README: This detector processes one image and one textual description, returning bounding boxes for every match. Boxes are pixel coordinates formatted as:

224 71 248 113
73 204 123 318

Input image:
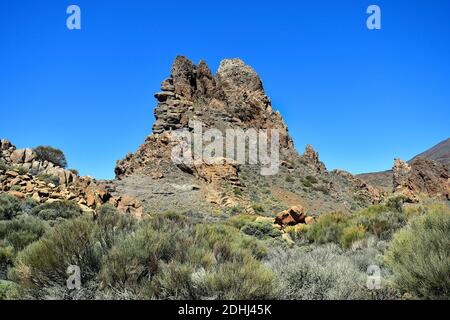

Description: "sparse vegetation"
0 194 22 220
0 160 11 171
30 200 82 221
384 204 450 299
0 190 447 300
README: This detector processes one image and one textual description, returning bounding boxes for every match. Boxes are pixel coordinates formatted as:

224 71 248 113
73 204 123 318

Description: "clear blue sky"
1 0 449 179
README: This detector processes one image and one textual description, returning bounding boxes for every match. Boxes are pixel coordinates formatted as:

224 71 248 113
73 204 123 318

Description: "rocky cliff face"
115 57 296 179
393 157 449 202
112 56 383 216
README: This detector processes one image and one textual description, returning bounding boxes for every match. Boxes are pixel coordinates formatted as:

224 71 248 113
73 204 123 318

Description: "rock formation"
1 139 143 217
113 56 384 215
393 157 449 202
2 56 387 218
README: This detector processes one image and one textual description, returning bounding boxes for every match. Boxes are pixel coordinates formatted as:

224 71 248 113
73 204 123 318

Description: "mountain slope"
410 138 450 166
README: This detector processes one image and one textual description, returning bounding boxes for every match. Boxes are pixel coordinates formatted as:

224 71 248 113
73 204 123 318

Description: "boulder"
10 149 25 164
275 205 306 226
24 148 36 163
305 216 315 225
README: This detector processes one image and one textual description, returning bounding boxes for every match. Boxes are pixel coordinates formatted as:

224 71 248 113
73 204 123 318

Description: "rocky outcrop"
1 139 76 186
275 205 307 226
117 56 297 180
333 169 385 205
113 56 386 213
1 139 143 217
393 157 449 202
302 144 326 173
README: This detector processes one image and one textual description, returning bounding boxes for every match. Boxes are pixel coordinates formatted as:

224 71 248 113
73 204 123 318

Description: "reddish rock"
275 205 306 226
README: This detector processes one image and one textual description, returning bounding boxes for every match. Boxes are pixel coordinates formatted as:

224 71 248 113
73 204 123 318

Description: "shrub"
313 185 330 195
0 280 19 300
34 146 67 168
36 173 60 186
233 188 243 197
10 217 101 298
305 175 318 184
16 166 28 175
384 196 405 213
251 204 265 214
0 194 22 220
241 221 282 239
384 205 450 299
0 160 11 171
9 185 21 192
227 214 257 229
95 204 137 249
285 176 294 183
68 169 79 176
285 224 310 242
301 179 313 188
268 244 398 300
306 212 349 244
30 200 82 220
100 217 274 299
354 210 406 240
340 224 366 248
0 245 14 268
21 197 39 214
0 215 48 252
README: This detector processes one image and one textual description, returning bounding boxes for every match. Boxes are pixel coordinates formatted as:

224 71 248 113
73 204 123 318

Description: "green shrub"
10 217 101 298
354 210 406 240
36 173 60 186
241 221 282 239
34 146 67 168
100 217 274 299
95 204 137 249
233 188 243 197
0 215 48 251
340 224 366 248
0 245 14 267
9 185 21 192
384 196 405 213
251 204 265 214
384 205 450 299
285 176 294 183
0 280 19 300
305 175 318 184
16 166 28 175
30 200 82 220
21 198 39 213
306 212 349 244
313 185 330 195
227 214 257 229
0 160 11 171
301 179 313 188
0 194 22 220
